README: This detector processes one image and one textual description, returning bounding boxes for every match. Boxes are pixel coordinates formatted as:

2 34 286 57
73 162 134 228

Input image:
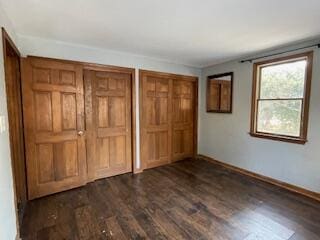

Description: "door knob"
78 131 84 136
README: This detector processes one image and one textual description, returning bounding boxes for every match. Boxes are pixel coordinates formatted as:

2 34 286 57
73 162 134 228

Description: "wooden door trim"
27 55 135 74
2 27 26 236
139 69 198 172
2 28 21 56
2 28 27 200
139 69 198 82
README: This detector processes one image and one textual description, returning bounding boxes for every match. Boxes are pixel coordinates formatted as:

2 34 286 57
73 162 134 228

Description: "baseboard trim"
198 154 320 202
133 168 143 174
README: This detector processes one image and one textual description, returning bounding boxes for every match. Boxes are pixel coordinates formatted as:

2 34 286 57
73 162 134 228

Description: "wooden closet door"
140 72 172 169
172 80 195 161
85 70 132 180
21 57 87 199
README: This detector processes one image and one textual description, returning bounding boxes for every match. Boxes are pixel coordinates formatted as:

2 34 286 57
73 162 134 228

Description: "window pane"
257 100 302 137
260 60 306 99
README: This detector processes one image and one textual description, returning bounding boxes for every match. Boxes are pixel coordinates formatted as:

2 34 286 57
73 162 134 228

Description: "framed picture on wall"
207 72 233 113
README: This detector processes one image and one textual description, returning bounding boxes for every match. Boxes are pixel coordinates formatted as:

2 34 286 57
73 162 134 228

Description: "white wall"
18 34 201 170
20 34 320 194
2 9 319 240
18 35 200 76
199 41 320 193
0 3 19 240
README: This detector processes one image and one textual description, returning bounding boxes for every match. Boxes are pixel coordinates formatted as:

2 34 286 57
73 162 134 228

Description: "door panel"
61 93 77 130
172 80 195 162
140 70 197 169
141 74 172 169
85 70 132 180
21 57 87 199
34 91 53 131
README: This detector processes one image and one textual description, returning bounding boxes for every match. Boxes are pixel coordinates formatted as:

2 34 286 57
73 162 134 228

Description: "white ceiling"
1 0 320 67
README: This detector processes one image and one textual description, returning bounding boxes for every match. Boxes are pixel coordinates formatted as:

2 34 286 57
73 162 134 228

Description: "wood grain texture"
141 72 172 169
20 158 320 240
21 56 137 199
21 57 87 199
84 68 133 180
172 80 196 162
139 70 198 171
2 28 27 222
206 72 233 113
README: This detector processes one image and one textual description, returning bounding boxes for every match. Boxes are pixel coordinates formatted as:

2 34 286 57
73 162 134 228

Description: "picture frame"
206 72 233 113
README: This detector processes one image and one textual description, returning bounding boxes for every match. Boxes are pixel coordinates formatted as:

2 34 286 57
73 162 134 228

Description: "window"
250 52 313 144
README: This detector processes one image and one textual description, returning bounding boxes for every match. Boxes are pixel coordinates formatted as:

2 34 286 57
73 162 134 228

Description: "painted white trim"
135 69 141 169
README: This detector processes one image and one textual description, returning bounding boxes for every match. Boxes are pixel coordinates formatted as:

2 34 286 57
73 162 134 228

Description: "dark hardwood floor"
21 158 320 240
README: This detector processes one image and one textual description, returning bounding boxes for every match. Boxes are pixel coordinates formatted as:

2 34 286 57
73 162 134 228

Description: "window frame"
250 51 313 144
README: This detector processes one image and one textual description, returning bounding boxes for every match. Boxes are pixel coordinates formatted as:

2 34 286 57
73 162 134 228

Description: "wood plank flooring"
21 158 320 240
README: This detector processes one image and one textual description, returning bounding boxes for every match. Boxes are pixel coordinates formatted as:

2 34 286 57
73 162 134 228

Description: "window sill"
249 132 307 145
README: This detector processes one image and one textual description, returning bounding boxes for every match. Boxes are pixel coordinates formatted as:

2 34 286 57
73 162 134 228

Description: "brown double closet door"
21 57 133 199
140 70 198 170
